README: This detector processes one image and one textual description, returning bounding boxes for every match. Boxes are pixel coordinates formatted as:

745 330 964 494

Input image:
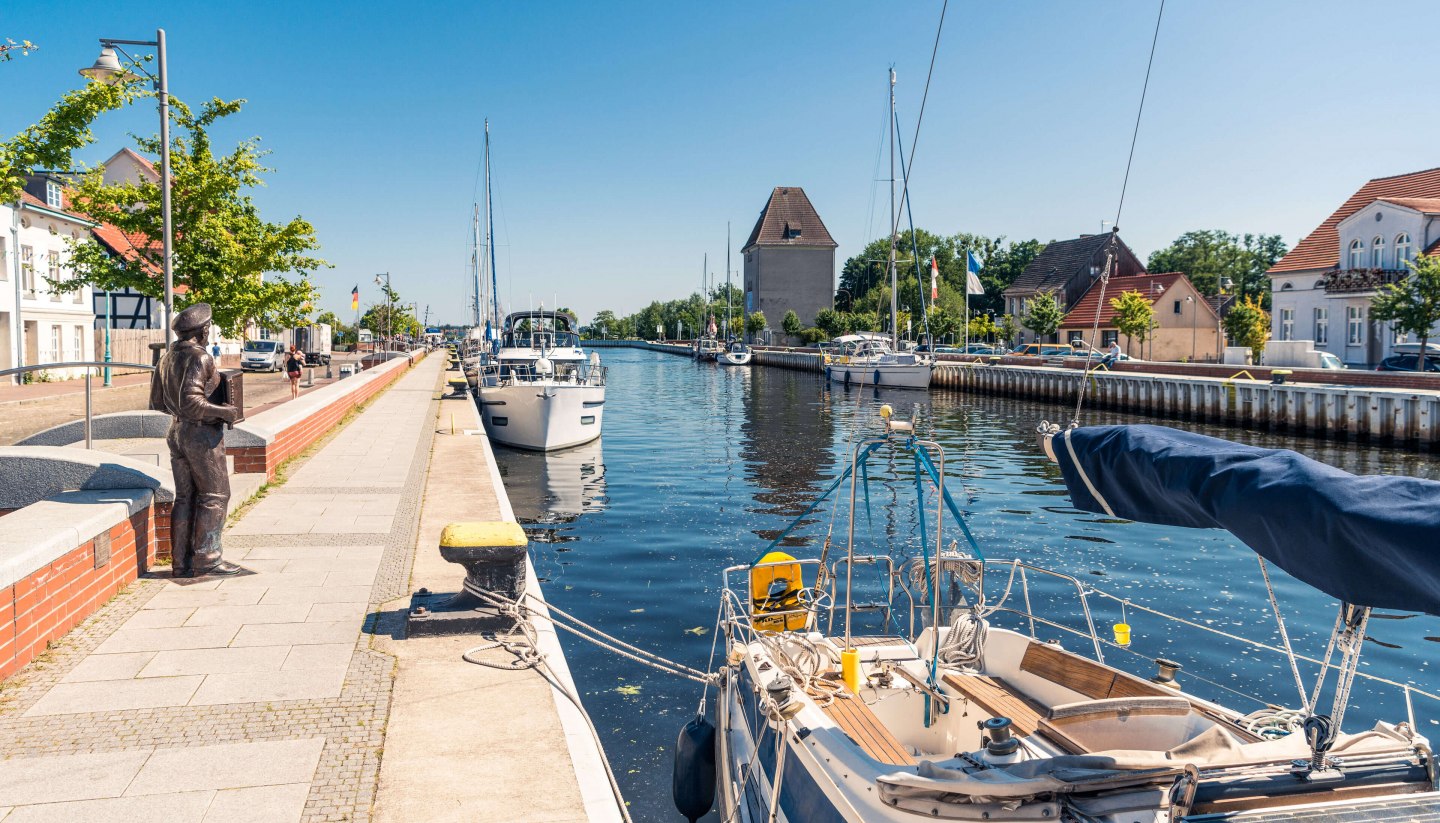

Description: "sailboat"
718 222 753 366
676 406 1439 822
823 68 932 390
693 253 725 362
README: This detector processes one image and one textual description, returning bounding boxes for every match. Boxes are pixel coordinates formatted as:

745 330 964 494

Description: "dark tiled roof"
742 187 837 250
1269 167 1440 274
1061 273 1187 327
1005 233 1121 294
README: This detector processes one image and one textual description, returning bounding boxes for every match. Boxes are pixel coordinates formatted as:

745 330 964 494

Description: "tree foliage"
64 96 328 336
745 311 767 336
781 309 802 336
1147 230 1287 308
1371 252 1440 369
1109 289 1157 355
1022 291 1064 339
837 230 1032 320
360 302 419 341
0 72 140 202
1223 296 1270 361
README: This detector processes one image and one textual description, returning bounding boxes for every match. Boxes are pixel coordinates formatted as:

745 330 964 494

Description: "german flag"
351 285 359 311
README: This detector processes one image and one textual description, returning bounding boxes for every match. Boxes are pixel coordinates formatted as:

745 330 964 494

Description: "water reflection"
493 439 607 541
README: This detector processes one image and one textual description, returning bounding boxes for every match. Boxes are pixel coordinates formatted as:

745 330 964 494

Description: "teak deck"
940 673 1048 738
821 694 917 766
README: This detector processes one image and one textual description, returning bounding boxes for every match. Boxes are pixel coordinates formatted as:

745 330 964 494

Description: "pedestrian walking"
286 346 304 398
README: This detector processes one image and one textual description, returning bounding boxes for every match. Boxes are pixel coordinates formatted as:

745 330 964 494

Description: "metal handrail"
1 361 156 450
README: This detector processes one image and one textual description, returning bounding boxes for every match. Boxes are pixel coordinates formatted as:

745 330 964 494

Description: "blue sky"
4 1 1437 326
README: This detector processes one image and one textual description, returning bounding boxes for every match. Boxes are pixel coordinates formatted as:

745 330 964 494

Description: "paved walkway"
0 354 445 823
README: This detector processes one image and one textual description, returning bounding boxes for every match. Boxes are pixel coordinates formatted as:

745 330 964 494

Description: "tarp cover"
1052 425 1440 616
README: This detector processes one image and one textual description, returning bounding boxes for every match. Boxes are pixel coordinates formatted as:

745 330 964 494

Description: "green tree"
997 314 1018 347
974 238 1044 316
1371 252 1440 370
1147 230 1288 308
1109 289 1157 357
361 302 419 341
814 308 845 338
590 309 622 338
745 310 767 339
1022 291 1064 340
1223 296 1270 361
314 310 352 346
781 309 802 336
1 72 139 202
65 97 327 336
966 312 997 343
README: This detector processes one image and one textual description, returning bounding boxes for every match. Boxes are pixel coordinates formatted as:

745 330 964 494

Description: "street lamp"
374 273 391 350
81 31 174 342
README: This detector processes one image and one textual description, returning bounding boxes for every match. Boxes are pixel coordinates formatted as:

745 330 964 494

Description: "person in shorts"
286 346 304 398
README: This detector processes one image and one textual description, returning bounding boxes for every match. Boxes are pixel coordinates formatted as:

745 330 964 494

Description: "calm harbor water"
492 347 1440 823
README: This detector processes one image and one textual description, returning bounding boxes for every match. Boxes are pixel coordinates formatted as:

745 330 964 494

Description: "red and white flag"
929 257 940 301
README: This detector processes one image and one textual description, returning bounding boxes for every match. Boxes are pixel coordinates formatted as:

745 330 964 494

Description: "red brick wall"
0 504 161 680
227 352 423 480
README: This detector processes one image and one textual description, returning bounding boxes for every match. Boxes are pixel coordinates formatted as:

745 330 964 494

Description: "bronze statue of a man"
150 303 243 577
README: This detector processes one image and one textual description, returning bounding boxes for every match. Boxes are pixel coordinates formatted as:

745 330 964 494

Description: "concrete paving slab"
202 784 309 823
125 607 197 629
278 556 380 574
142 587 265 610
125 738 325 796
324 569 383 587
138 646 291 678
188 666 347 705
280 643 354 671
182 603 312 627
257 585 373 606
233 545 341 561
229 621 358 647
2 791 213 823
59 651 157 682
303 602 370 623
93 625 240 654
22 675 204 716
214 571 331 589
0 750 150 805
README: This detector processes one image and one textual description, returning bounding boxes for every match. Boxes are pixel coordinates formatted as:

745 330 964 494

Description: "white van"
1262 340 1345 370
241 340 285 372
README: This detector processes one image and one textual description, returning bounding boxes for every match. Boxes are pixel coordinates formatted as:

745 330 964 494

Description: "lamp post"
374 273 391 350
81 31 174 342
1186 295 1196 362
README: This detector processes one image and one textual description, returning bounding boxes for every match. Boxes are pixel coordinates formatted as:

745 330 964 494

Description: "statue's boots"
169 421 236 577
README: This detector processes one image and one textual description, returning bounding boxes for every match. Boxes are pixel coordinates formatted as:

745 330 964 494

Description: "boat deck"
1180 791 1440 821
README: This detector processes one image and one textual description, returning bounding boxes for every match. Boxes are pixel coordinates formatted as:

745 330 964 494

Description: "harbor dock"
0 352 610 822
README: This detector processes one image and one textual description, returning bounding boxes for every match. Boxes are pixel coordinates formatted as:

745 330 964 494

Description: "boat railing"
481 361 606 386
721 558 835 632
977 557 1440 720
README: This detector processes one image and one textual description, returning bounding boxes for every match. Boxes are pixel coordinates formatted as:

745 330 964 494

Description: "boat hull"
477 383 604 451
718 352 752 366
824 362 932 389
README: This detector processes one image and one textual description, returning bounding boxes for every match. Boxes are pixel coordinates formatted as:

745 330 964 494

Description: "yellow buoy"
879 404 893 419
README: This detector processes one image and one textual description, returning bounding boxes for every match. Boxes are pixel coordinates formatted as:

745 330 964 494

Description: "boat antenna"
1065 0 1165 429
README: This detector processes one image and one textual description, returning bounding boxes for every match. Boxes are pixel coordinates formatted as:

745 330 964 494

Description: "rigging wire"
1114 0 1166 231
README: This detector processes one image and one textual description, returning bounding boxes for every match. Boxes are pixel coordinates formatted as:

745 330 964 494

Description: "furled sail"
1051 424 1440 616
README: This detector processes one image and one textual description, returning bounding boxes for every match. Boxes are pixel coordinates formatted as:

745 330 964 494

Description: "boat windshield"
503 315 578 349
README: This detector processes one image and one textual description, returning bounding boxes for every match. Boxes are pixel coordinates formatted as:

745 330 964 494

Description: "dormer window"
1372 235 1385 269
1348 239 1365 270
44 181 63 209
783 222 802 239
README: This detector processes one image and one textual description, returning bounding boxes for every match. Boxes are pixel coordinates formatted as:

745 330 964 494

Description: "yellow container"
841 648 861 694
1113 623 1132 646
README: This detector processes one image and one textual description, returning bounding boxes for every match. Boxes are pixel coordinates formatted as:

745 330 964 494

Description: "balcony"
1325 268 1408 295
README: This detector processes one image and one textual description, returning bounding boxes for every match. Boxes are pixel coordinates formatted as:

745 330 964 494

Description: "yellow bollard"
841 647 861 694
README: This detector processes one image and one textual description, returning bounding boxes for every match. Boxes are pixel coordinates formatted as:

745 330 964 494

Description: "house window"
1173 299 1182 314
45 181 63 209
1348 239 1365 269
1314 307 1328 345
1395 233 1411 267
1372 236 1385 269
1280 308 1293 341
20 245 35 295
0 236 7 280
48 250 61 301
1101 330 1118 346
73 325 84 361
49 324 61 362
1347 306 1364 345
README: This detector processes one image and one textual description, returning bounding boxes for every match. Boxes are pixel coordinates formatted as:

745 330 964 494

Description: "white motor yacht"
477 310 605 451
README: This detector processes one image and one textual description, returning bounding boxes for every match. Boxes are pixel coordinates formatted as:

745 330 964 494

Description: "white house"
1268 168 1440 367
2 179 98 382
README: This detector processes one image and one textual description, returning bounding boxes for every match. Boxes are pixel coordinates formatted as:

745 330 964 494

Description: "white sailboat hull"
477 383 604 451
717 351 752 366
824 360 932 389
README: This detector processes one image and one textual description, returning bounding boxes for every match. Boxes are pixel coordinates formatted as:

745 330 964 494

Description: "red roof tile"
1060 273 1186 327
743 187 837 250
1269 168 1440 274
1377 197 1440 213
19 191 93 224
1426 238 1440 257
91 222 162 275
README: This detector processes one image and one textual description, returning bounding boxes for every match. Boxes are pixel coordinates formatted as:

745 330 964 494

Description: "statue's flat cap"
172 303 212 333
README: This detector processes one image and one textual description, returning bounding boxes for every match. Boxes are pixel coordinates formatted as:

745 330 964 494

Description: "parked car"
1013 343 1074 357
240 340 285 372
1376 354 1440 372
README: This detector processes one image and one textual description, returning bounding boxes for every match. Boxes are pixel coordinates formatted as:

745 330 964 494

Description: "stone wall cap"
0 488 154 590
0 446 175 509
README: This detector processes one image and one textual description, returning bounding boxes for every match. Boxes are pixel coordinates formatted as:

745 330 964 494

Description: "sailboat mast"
725 222 732 340
485 120 500 336
472 204 482 329
888 67 899 349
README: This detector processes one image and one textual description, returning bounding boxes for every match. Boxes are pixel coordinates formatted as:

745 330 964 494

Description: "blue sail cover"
1052 424 1440 616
